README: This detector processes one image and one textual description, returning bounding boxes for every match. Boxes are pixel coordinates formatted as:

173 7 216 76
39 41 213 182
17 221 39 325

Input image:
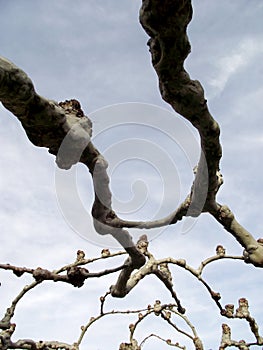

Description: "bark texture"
0 0 263 314
0 56 146 273
139 0 263 267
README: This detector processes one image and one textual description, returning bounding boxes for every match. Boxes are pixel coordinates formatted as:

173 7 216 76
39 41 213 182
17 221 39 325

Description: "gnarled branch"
0 56 145 272
139 0 263 267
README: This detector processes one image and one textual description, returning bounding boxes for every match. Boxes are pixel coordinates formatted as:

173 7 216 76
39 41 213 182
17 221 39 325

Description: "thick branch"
139 1 263 268
0 57 92 158
139 1 221 213
110 235 149 297
0 56 145 270
111 236 185 313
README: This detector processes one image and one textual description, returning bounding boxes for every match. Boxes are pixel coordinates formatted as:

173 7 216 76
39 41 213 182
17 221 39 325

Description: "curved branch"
139 1 263 268
139 0 221 213
0 280 41 330
0 56 145 271
210 204 263 267
105 195 191 230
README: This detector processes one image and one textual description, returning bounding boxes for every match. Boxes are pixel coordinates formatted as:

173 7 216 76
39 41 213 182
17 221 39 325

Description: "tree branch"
139 0 263 268
139 0 221 214
210 204 263 267
0 56 145 270
220 298 263 348
0 261 128 288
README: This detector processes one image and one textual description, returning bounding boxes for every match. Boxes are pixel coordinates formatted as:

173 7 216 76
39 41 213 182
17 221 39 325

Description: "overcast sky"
0 1 263 349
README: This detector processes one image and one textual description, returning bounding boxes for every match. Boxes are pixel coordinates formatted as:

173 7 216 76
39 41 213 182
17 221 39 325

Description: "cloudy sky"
0 1 263 349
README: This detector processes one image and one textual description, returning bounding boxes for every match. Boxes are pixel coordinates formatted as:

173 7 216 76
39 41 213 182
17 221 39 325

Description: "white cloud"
209 37 263 95
1 1 263 349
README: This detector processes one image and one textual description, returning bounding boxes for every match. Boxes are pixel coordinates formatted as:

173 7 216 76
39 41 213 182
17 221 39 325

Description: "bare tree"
0 1 262 349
